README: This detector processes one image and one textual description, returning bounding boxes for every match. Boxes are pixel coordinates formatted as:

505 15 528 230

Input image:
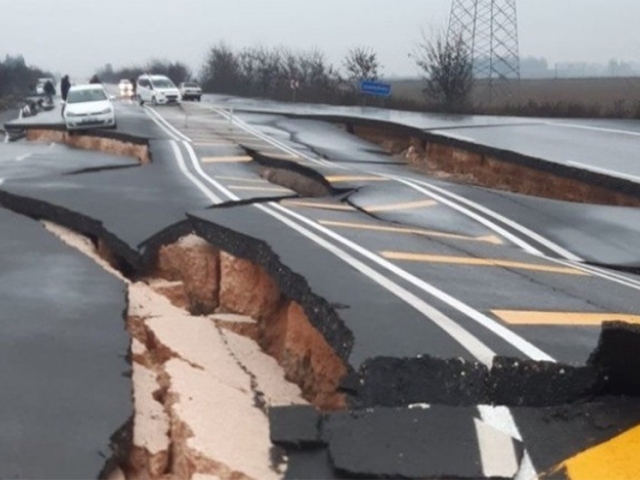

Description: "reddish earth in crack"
43 225 348 479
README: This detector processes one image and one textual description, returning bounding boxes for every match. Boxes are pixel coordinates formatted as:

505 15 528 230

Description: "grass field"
390 77 640 117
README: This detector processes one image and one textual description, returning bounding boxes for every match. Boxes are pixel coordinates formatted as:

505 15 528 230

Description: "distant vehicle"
63 84 116 131
118 79 133 98
137 74 181 106
179 82 202 101
35 77 55 95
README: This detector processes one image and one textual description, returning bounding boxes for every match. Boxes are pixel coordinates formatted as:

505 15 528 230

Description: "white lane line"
169 141 222 204
385 175 546 256
145 106 193 142
15 153 32 162
514 452 538 480
213 107 349 170
271 202 555 362
474 418 520 478
548 121 640 138
179 114 553 362
156 108 529 479
180 141 497 364
478 405 523 441
392 175 583 262
431 130 476 143
390 175 640 293
155 108 555 364
567 160 640 183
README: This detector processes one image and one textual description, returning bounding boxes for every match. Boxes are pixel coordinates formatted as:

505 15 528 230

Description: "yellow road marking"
282 200 354 211
202 156 253 163
366 199 438 213
551 423 640 479
325 175 388 183
319 220 502 244
492 310 640 326
229 186 291 193
214 176 267 184
381 252 588 275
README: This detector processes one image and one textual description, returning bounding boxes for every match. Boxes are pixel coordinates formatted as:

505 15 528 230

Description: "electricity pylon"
447 0 521 103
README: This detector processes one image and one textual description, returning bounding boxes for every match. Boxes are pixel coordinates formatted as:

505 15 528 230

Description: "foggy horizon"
1 0 640 79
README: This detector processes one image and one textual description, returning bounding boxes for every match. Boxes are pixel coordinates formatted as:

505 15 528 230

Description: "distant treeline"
97 44 387 106
0 55 54 97
95 59 192 87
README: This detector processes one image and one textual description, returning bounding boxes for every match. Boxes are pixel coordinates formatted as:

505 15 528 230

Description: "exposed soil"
43 224 347 479
352 125 640 207
25 129 150 164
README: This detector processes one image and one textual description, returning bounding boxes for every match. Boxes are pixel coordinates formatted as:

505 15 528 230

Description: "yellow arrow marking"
381 252 587 275
202 156 253 163
281 200 354 211
320 221 502 244
549 423 640 479
492 310 640 326
366 199 438 213
325 175 388 183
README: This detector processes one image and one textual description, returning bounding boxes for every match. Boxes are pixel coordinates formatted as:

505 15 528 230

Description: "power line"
447 0 521 103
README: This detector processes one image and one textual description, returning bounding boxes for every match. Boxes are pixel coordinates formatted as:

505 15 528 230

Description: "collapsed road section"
4 103 640 478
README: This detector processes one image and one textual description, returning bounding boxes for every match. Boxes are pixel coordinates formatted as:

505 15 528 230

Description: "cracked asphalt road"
3 99 640 479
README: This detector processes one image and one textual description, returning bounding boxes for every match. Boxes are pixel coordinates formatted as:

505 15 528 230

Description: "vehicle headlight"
97 108 112 114
66 112 80 117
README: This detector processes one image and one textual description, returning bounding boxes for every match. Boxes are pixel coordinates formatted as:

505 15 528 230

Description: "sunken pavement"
2 101 640 479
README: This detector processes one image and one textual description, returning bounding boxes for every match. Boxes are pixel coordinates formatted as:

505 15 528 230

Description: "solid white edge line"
213 107 347 170
548 121 640 138
180 139 498 363
567 160 640 183
163 108 530 479
398 175 583 261
514 452 538 480
253 203 497 365
385 175 545 255
169 141 221 204
145 106 193 142
399 176 640 292
271 202 555 362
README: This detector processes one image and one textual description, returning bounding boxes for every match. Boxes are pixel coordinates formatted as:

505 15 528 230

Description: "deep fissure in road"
349 123 640 207
25 128 151 165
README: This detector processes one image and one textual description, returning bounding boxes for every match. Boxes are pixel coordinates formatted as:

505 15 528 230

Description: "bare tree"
411 31 473 110
344 47 380 86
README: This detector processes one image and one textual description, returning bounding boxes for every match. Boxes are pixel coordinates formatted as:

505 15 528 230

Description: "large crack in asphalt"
342 119 640 207
5 124 640 478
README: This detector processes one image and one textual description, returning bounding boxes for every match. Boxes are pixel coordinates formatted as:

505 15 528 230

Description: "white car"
137 74 181 106
179 82 202 101
63 84 116 130
118 79 133 98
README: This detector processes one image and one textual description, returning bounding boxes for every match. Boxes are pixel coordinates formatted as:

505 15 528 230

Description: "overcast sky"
1 0 639 78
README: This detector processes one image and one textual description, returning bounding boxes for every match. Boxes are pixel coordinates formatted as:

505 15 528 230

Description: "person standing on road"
43 80 56 104
130 78 137 102
60 75 71 101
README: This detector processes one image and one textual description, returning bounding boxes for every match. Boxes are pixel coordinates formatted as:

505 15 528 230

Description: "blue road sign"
360 80 392 97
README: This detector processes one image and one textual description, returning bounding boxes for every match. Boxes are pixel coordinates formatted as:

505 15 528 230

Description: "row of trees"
95 33 472 111
196 38 469 108
0 55 54 98
95 60 192 86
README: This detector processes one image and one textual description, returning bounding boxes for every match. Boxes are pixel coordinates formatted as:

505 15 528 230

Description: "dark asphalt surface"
239 111 640 268
204 94 640 185
0 208 130 478
3 98 640 477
